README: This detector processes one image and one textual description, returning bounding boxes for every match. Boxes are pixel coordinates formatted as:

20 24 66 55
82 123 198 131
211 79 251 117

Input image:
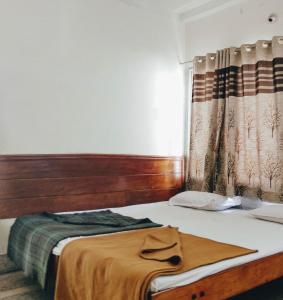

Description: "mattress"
52 201 283 292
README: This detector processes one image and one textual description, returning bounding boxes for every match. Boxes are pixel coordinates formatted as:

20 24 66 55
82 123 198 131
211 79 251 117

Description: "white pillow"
168 191 241 211
249 205 283 224
234 196 263 210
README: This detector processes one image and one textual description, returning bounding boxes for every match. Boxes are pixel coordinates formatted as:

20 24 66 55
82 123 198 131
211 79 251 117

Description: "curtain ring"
262 42 269 48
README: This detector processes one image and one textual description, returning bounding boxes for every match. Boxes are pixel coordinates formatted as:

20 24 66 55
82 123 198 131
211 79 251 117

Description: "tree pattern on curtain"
187 36 283 202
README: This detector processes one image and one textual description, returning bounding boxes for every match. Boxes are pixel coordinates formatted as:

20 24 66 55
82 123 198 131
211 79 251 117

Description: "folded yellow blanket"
55 226 256 300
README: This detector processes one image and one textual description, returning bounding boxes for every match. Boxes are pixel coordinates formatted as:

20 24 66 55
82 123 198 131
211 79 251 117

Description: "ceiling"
150 0 195 12
122 0 246 22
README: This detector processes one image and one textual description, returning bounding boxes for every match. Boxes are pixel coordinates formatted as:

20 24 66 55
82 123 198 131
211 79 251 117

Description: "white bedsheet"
52 201 283 292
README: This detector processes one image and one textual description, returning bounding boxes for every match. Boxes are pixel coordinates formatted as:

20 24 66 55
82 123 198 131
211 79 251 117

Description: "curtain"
187 36 283 202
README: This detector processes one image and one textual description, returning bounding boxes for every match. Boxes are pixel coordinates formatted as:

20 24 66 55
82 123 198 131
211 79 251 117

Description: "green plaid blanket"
8 210 161 288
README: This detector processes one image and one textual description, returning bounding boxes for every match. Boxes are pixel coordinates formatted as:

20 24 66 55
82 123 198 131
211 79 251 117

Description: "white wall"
0 0 185 156
0 0 186 254
185 0 283 60
0 219 14 255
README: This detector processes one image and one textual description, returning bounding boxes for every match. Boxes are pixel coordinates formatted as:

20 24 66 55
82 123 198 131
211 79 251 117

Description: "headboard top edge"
0 154 184 161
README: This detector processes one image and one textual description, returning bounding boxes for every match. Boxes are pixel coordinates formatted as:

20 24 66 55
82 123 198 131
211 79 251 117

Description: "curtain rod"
179 37 283 65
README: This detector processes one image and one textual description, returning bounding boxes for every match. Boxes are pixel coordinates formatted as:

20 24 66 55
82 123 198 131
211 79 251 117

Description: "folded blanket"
55 226 257 300
140 227 182 265
8 210 161 288
43 210 154 226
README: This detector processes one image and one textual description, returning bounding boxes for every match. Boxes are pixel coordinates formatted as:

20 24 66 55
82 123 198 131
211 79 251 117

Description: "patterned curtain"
187 36 283 202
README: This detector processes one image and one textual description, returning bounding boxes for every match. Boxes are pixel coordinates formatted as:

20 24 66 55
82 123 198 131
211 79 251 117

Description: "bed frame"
152 252 283 299
1 154 283 300
48 251 283 300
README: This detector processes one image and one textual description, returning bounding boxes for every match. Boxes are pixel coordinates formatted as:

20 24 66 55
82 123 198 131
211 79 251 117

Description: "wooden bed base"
152 252 283 300
49 252 283 300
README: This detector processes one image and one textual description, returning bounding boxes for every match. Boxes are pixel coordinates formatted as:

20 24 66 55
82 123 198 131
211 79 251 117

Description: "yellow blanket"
55 226 256 300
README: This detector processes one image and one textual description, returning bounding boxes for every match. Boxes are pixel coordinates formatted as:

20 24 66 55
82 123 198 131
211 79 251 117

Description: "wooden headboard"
0 154 184 219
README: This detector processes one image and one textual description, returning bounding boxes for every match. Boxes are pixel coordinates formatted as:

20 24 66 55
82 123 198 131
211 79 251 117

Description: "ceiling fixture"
268 14 277 24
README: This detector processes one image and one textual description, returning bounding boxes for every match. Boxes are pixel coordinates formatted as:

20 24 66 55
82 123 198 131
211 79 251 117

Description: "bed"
50 201 283 299
2 154 283 300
